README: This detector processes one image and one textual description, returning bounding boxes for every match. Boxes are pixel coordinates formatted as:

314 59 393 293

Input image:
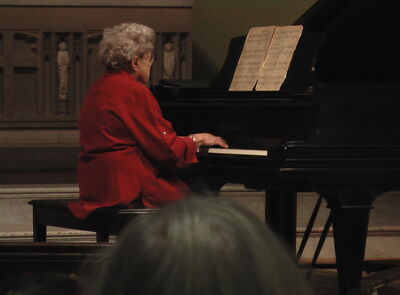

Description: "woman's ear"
131 56 140 72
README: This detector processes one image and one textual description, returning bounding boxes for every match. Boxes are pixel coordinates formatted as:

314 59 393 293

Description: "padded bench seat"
28 199 157 243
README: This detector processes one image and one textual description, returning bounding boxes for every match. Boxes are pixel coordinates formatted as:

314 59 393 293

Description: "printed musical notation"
229 25 303 91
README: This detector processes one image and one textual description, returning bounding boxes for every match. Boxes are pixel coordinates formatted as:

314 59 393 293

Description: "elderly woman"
68 23 227 219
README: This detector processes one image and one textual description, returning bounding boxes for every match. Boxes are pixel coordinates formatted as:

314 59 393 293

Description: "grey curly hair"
98 22 156 72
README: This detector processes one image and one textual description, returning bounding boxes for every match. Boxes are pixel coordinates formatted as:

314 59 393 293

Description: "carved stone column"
56 40 70 114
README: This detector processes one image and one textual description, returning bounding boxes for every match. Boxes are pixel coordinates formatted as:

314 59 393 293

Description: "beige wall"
0 0 193 6
192 0 317 79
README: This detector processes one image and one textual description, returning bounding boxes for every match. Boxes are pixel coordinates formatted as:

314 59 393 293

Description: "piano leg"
322 186 377 295
265 190 297 249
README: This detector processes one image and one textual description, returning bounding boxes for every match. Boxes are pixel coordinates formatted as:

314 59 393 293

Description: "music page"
255 25 303 91
229 26 275 91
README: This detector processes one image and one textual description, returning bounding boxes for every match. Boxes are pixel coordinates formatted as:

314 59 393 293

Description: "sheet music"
229 26 275 91
255 25 303 91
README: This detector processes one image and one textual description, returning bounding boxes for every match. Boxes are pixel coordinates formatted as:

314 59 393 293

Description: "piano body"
155 0 400 294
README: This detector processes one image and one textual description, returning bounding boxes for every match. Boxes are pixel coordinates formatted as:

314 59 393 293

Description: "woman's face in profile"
137 51 154 83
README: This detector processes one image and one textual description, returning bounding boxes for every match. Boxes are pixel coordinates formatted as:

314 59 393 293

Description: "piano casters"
265 190 297 248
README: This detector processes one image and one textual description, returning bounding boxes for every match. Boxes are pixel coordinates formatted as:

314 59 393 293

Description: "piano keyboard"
203 148 268 157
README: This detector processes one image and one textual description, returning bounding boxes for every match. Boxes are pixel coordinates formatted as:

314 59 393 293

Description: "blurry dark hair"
85 196 313 295
0 272 82 295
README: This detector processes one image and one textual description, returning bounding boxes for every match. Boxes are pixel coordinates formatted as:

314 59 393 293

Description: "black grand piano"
154 0 400 294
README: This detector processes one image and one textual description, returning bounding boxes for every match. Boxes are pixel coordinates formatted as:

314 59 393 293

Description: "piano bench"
28 199 157 243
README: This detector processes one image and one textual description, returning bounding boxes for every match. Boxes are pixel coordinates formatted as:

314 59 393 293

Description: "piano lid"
294 0 400 84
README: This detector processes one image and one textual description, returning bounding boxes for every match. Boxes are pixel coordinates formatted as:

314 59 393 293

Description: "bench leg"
32 205 47 242
96 231 109 243
33 223 47 242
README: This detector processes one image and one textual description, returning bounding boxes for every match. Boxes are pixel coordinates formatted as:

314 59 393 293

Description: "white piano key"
206 148 268 156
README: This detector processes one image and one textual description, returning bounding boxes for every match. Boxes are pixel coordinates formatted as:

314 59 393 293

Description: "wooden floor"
1 184 399 294
1 240 399 294
307 268 400 295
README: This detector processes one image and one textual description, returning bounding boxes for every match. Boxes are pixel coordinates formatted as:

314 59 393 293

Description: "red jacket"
67 71 198 219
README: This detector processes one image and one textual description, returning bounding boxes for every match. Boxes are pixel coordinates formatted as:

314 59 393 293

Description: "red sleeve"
117 82 198 169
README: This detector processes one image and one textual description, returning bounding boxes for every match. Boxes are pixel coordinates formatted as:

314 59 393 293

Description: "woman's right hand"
190 133 229 148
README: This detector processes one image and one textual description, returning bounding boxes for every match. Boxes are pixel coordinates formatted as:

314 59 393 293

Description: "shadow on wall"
192 42 220 80
191 0 317 80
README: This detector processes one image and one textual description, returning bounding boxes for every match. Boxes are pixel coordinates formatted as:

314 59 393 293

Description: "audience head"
86 197 312 295
98 22 156 73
